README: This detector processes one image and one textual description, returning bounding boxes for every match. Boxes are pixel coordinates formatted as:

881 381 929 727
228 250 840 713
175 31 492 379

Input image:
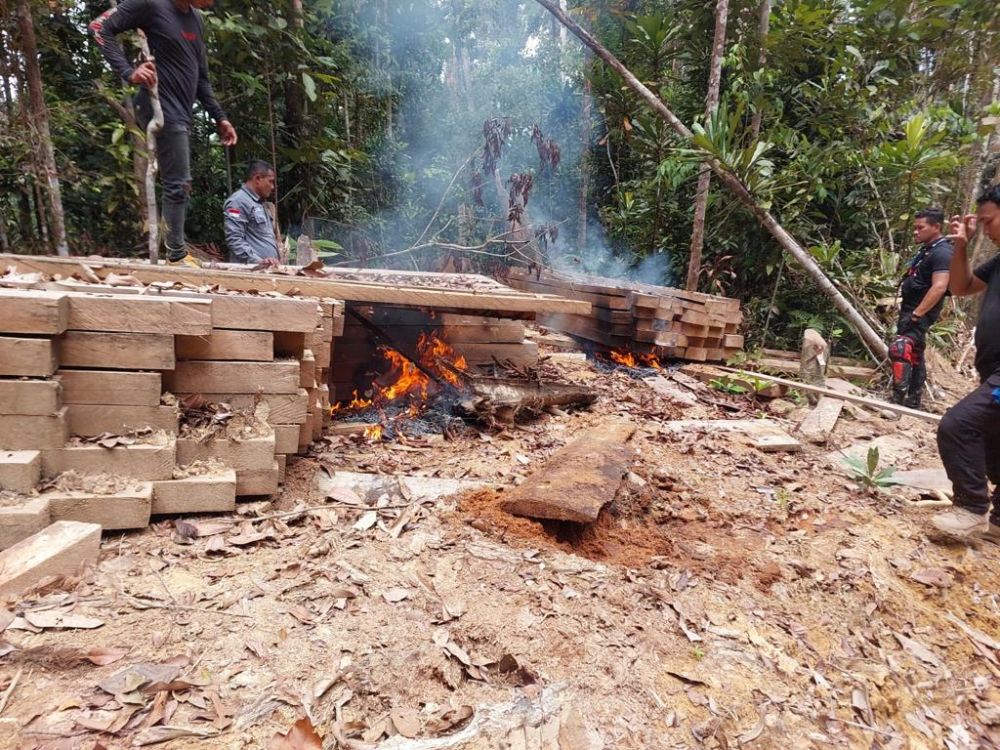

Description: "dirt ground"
2 337 1000 750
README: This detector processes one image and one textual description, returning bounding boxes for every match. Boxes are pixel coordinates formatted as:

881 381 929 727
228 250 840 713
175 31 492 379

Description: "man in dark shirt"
91 0 237 266
890 208 952 409
931 185 1000 539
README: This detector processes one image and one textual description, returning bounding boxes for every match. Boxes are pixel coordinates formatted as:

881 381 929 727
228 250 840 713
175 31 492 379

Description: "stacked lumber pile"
332 305 537 400
0 286 343 554
508 268 743 362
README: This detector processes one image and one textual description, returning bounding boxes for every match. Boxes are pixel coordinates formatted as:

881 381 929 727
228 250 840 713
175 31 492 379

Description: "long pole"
532 0 889 360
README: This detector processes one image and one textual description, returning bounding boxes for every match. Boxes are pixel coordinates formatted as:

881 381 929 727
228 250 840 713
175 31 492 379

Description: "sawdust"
0 490 35 507
48 470 142 495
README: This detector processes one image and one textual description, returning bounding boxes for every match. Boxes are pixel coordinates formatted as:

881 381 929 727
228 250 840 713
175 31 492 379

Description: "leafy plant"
843 447 898 490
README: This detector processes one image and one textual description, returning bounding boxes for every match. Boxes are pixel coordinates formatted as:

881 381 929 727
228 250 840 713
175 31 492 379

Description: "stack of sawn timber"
507 268 743 362
0 285 343 554
332 304 537 401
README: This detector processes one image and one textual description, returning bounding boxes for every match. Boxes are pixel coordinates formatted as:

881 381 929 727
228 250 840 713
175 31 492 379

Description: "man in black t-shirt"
91 0 237 266
890 208 952 409
931 186 1000 539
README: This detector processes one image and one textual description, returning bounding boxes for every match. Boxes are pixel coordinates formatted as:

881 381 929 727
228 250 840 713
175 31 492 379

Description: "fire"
609 349 638 368
363 423 383 442
331 331 469 427
418 331 467 386
607 348 663 370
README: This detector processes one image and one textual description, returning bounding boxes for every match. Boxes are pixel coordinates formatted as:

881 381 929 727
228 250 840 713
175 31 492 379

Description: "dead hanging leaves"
531 124 561 175
482 116 512 176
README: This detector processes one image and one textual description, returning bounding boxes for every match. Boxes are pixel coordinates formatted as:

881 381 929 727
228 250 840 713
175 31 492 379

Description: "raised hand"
947 214 976 249
129 61 157 87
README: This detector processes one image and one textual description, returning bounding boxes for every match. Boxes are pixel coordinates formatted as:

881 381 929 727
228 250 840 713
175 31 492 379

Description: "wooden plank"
300 350 316 388
207 295 320 333
0 289 68 334
152 470 237 515
171 390 309 424
1 254 590 315
66 405 177 437
753 432 802 453
272 425 300 454
59 331 175 370
46 483 153 530
175 435 276 472
66 293 212 335
164 360 300 395
0 520 101 597
797 396 844 445
0 498 50 551
455 342 538 365
0 450 41 493
57 370 161 406
237 461 280 496
42 442 175 481
755 356 877 380
175 331 274 362
713 366 942 423
0 408 68 450
0 336 57 377
0 379 62 415
500 422 637 523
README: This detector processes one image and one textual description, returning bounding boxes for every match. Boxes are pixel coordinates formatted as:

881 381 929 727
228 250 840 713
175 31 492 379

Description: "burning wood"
457 373 596 425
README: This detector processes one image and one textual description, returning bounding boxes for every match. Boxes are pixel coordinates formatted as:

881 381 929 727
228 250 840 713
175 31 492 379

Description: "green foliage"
843 447 899 490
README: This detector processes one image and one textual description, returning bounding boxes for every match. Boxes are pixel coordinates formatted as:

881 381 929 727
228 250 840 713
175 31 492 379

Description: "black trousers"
893 309 932 408
937 373 1000 518
157 123 191 256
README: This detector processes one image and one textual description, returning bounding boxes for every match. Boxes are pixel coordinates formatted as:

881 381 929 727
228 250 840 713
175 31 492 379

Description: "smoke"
330 0 675 288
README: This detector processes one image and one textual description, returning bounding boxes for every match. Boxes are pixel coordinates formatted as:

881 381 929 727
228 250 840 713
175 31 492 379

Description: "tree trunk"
960 75 1000 213
686 0 729 291
534 0 889 360
16 0 69 256
748 0 770 142
283 0 307 227
578 50 592 251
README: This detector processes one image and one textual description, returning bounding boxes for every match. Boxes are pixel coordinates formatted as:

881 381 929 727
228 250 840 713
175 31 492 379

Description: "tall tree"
16 0 69 256
685 0 728 291
748 0 770 142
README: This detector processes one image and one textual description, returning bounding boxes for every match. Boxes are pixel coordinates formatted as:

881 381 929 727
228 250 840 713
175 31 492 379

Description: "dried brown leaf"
268 717 323 750
85 647 127 666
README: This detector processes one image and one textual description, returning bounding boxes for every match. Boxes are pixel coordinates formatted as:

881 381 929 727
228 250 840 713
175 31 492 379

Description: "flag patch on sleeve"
226 208 241 216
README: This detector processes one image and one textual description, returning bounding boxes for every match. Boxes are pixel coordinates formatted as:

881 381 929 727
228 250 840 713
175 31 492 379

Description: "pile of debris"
508 267 744 362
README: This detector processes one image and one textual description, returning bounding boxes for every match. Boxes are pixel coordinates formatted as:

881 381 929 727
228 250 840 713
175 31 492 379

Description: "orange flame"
607 348 663 370
331 331 468 421
363 423 384 442
609 349 638 367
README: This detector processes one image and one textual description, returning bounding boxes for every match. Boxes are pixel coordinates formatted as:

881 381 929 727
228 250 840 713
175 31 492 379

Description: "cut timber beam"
45 483 153 530
501 422 637 523
59 331 175 370
66 293 212 335
0 497 50 550
0 520 101 598
152 470 237 514
42 442 175 481
0 379 61 415
714 367 942 424
175 331 274 362
171 390 308 424
0 336 57 377
66 405 178 437
57 370 161 406
0 254 590 315
0 450 41 493
0 289 68 334
0 409 68 450
165 361 300 395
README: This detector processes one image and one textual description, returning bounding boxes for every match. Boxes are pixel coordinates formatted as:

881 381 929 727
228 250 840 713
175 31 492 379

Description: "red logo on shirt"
182 31 197 41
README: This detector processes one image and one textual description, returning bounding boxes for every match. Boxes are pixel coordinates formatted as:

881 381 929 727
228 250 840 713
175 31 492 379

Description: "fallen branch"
0 668 22 716
533 0 888 360
714 366 941 423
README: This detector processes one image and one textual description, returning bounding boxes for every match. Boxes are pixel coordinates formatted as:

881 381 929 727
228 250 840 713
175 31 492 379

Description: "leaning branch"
533 0 888 360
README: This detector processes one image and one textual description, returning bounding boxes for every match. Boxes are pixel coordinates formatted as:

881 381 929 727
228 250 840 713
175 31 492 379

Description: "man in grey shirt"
224 160 280 265
91 0 237 266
